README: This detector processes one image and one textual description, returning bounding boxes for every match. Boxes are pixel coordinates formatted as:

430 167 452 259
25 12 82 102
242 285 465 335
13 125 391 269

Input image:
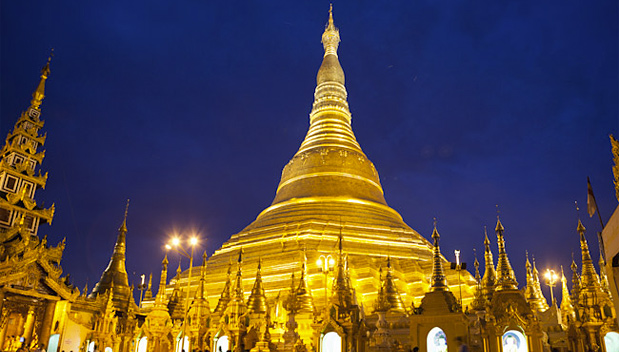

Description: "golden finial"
322 4 340 57
30 50 54 110
119 199 129 233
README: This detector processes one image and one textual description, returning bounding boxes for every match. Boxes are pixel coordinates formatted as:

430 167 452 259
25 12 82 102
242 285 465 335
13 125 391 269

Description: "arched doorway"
215 335 229 352
604 332 619 352
321 332 341 352
502 330 527 352
427 327 447 352
104 347 113 352
137 337 147 352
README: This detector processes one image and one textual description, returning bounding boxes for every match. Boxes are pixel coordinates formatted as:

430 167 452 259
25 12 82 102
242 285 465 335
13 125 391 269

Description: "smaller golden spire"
214 263 233 313
155 254 169 306
247 258 268 314
494 215 518 291
481 226 497 302
471 250 487 311
570 253 581 305
560 265 575 326
30 50 53 111
430 219 448 292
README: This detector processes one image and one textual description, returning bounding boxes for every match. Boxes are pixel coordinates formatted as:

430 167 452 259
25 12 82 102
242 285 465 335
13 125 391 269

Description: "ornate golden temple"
2 7 619 352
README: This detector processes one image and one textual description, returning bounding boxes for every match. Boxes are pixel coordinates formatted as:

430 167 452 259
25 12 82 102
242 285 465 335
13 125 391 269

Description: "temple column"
39 300 56 348
23 307 35 345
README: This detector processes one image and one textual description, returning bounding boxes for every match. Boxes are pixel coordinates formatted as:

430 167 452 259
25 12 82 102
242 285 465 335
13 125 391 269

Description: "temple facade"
2 7 619 352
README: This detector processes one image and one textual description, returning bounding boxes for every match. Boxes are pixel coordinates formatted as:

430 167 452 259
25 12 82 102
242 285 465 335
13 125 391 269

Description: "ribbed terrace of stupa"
166 9 475 312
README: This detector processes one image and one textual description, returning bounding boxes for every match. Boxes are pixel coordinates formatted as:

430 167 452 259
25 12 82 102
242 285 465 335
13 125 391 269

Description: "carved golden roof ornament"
611 134 619 202
30 49 53 111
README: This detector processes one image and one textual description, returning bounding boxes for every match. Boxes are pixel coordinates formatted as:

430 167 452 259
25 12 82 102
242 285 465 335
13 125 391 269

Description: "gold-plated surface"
196 6 474 317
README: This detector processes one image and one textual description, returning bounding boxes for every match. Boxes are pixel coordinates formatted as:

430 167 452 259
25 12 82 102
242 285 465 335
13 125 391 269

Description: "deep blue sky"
2 1 618 299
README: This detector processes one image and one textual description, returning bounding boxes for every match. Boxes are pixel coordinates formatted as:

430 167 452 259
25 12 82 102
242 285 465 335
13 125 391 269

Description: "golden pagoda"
172 5 476 320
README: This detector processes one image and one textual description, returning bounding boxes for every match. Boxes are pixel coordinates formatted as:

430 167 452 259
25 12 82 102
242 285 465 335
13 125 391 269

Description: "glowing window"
502 330 527 352
427 327 447 352
87 341 95 352
605 332 619 352
137 337 147 352
322 332 341 352
215 336 229 352
104 348 112 352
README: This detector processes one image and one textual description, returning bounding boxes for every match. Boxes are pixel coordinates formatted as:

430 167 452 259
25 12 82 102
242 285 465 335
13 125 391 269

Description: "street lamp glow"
190 237 198 246
544 268 559 305
165 244 172 250
172 237 180 246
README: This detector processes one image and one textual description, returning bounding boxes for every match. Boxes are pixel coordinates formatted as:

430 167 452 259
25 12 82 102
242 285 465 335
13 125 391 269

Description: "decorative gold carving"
611 134 619 202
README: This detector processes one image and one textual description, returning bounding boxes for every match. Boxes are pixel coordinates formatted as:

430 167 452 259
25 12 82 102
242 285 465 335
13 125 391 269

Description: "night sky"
1 1 618 300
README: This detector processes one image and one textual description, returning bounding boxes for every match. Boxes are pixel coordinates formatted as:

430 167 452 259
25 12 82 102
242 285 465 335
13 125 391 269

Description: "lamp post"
137 274 147 308
316 254 336 308
450 250 467 311
544 269 558 305
166 235 199 352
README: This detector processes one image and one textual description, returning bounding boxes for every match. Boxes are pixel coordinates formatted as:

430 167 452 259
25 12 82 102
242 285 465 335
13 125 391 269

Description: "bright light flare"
172 237 180 246
190 237 198 246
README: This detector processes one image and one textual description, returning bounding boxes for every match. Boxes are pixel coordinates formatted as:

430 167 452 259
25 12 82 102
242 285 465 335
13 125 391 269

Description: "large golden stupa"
182 9 474 312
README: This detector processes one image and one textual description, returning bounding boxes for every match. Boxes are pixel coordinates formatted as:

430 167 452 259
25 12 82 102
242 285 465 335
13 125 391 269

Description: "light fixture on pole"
166 235 199 352
316 254 336 308
544 269 558 305
137 274 147 308
450 249 467 311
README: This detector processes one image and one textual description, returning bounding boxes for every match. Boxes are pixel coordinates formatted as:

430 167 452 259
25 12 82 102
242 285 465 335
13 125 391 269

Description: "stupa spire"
294 261 315 314
481 227 496 302
524 252 548 312
214 263 233 313
89 201 132 305
471 254 487 311
560 265 575 326
570 254 581 305
430 220 448 292
247 258 268 314
144 273 153 300
266 6 388 209
155 254 169 307
382 257 406 312
577 219 601 289
494 216 518 290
